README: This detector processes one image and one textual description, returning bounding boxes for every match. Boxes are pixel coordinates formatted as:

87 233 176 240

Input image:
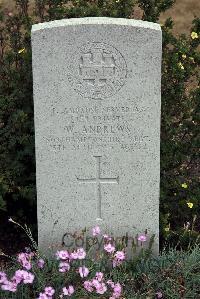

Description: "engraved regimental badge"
68 42 127 99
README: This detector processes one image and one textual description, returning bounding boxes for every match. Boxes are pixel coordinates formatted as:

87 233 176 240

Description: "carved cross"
76 156 119 219
80 48 116 87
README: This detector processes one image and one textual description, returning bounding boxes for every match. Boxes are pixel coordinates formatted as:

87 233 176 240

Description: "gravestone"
31 18 162 253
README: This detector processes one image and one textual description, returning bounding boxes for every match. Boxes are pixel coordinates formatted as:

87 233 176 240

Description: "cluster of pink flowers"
0 269 34 293
83 271 122 298
0 249 46 295
1 225 145 298
56 248 86 261
56 248 86 272
91 225 127 270
102 229 126 268
102 228 147 268
104 242 126 268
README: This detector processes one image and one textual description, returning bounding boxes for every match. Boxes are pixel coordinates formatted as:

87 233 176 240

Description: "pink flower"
56 250 69 260
59 262 70 272
23 272 34 284
38 258 45 269
83 280 93 292
104 243 115 253
38 293 49 299
156 291 163 298
13 270 25 284
13 270 34 284
17 253 27 262
113 283 122 298
92 225 101 236
45 286 55 296
76 248 86 259
1 280 17 292
137 235 147 242
79 266 89 278
62 285 74 296
0 272 7 284
96 282 107 295
113 251 126 267
114 251 125 261
95 272 104 281
17 252 32 270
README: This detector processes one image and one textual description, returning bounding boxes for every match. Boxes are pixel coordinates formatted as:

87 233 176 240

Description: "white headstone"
32 18 162 253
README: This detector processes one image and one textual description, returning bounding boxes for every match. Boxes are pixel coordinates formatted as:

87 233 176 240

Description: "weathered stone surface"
32 17 162 253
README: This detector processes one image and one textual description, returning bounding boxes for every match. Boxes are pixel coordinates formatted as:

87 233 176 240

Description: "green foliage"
160 16 200 248
125 245 200 298
34 0 136 21
0 6 35 223
0 0 199 247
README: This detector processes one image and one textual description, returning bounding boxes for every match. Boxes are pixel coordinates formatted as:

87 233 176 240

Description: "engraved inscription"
68 42 127 99
76 156 119 219
46 102 150 152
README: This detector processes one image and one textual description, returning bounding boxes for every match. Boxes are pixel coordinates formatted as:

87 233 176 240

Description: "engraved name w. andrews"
64 124 131 134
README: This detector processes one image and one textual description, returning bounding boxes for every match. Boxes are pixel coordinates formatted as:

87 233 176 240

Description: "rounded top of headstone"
31 17 161 33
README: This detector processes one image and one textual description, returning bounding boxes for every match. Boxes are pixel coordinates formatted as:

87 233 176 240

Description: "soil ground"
159 0 200 34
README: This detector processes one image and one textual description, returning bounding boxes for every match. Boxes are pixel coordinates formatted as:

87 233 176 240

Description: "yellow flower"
165 227 170 232
18 47 25 54
178 62 184 70
189 57 194 63
187 202 193 209
182 54 186 59
191 32 198 39
181 183 188 189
